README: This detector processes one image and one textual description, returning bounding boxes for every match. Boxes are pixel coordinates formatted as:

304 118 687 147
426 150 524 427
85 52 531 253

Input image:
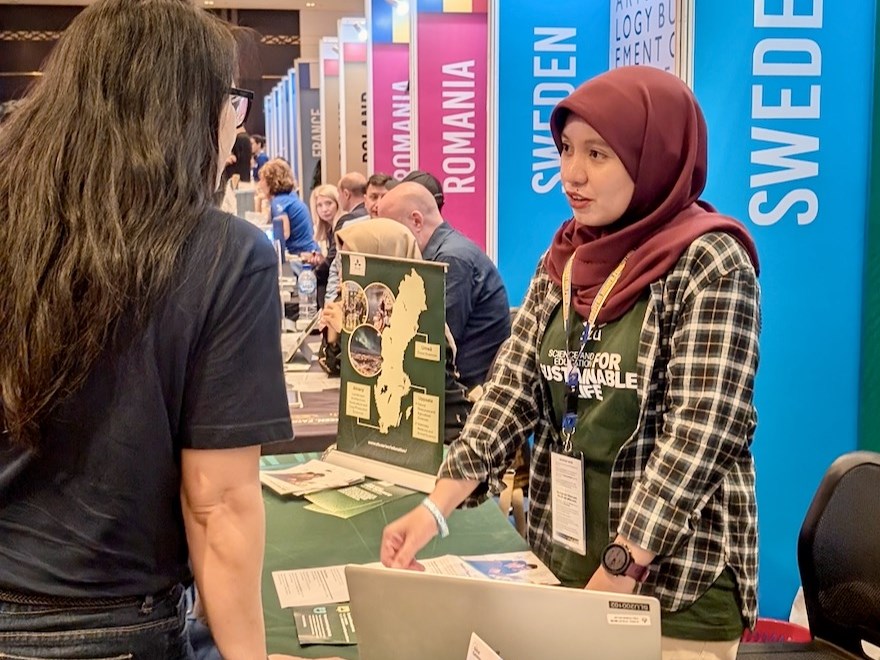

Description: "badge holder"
551 250 630 558
550 369 587 556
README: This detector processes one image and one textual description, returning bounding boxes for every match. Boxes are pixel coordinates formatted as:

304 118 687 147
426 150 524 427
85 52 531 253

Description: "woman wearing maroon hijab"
382 66 760 659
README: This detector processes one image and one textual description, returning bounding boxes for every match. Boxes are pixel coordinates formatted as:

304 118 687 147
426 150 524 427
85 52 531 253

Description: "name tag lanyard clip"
559 252 631 453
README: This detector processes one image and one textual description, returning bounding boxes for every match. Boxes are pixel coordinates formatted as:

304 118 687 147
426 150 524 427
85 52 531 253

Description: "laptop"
346 564 662 660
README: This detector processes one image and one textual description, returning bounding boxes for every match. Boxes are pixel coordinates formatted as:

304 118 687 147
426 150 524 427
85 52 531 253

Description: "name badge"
550 450 587 555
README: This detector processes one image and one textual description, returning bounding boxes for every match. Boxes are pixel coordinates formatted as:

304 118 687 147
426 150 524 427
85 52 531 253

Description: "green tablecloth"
262 454 529 658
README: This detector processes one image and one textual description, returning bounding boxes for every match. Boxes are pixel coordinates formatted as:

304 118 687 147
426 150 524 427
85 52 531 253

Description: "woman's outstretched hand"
380 504 439 570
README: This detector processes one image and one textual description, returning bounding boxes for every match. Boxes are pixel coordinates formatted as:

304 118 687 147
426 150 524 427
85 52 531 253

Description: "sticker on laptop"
607 613 652 626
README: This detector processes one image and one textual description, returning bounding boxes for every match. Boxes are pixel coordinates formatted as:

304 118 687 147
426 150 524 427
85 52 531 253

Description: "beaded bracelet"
420 497 450 538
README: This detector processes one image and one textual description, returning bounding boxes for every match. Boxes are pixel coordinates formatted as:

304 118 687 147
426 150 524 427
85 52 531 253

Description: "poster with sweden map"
336 252 446 475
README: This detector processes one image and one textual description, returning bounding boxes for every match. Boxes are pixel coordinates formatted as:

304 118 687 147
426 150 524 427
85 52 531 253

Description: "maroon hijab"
544 66 759 323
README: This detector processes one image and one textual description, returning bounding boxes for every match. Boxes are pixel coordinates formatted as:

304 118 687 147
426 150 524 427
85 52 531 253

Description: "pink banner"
415 13 488 249
372 43 411 179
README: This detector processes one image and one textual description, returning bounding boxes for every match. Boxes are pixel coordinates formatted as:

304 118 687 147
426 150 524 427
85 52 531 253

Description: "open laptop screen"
346 564 662 660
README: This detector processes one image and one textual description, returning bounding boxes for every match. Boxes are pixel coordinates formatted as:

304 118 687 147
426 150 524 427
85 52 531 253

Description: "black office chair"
739 451 880 659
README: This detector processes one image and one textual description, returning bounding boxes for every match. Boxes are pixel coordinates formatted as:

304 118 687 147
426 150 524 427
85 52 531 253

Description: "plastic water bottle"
297 263 317 323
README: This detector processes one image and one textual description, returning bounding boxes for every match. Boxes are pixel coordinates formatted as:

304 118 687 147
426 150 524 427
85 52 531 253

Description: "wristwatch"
601 542 650 583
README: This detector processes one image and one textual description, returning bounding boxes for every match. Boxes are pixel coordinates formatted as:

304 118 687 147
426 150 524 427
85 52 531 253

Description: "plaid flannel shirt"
439 231 760 624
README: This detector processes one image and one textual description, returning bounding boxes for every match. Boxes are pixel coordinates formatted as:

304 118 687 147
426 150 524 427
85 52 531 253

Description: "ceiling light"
306 2 316 6
395 0 409 16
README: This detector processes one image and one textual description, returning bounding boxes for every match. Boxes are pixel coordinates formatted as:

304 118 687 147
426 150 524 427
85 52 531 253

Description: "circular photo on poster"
364 283 395 334
348 324 383 378
341 281 368 333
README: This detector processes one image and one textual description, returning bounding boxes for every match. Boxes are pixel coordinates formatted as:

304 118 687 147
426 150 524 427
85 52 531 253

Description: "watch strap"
624 559 650 583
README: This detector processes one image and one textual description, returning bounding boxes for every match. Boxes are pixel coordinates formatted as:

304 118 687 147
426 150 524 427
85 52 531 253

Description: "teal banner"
694 0 875 617
492 2 608 304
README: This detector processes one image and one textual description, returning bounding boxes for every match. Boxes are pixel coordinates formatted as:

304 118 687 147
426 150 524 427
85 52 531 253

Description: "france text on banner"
492 3 608 304
693 0 873 618
296 60 321 205
414 4 488 248
369 0 411 178
319 37 341 186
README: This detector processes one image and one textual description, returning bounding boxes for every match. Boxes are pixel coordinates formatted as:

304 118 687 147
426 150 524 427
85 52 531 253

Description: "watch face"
604 545 629 574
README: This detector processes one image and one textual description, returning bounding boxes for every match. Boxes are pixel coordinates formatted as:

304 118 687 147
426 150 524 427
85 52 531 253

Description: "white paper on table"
459 551 560 585
466 632 504 660
419 555 481 578
285 372 338 392
271 565 350 608
284 361 311 373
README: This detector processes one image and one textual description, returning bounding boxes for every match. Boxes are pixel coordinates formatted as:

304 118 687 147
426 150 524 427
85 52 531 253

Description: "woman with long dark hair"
0 1 293 657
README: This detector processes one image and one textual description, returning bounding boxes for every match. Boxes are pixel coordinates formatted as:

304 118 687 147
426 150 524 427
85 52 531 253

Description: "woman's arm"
381 477 480 569
381 259 550 568
278 213 291 240
181 445 267 660
618 243 760 560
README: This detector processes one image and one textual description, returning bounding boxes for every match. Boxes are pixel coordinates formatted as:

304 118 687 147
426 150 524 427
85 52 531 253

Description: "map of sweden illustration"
337 252 445 474
374 269 426 432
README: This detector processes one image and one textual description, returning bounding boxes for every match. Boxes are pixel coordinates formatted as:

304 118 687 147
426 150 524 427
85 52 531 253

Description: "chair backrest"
798 451 880 657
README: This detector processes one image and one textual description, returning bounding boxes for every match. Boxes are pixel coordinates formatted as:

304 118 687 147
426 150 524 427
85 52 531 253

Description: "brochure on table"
304 479 415 519
293 603 357 646
259 459 364 497
324 252 446 493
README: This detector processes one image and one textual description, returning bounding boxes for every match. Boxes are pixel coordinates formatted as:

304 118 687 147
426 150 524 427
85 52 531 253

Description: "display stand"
322 445 437 494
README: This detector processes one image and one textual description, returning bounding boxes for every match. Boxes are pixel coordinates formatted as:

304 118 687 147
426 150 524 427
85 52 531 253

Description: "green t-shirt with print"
538 298 743 641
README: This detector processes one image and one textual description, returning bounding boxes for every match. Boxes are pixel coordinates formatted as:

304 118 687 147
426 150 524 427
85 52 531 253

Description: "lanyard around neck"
558 252 631 451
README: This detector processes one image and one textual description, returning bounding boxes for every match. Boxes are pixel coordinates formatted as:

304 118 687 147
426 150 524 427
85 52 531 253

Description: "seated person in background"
310 184 344 306
336 172 369 230
250 134 269 182
379 182 512 391
258 158 319 262
324 172 369 304
320 218 472 442
365 172 398 218
402 169 445 211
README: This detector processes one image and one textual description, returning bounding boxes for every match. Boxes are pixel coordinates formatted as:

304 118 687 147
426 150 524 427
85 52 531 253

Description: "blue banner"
493 3 609 305
286 68 299 183
263 94 274 159
297 60 321 206
694 1 875 618
278 77 290 164
271 86 282 160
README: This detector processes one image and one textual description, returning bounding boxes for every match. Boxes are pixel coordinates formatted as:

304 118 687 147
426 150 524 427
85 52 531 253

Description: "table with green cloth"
262 454 529 659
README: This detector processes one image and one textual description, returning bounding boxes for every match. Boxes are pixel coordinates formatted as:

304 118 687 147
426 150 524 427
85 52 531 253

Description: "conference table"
262 336 341 456
261 453 529 659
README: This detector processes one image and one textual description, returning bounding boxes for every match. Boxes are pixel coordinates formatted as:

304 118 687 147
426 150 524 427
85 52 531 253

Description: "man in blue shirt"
379 182 511 389
250 134 269 182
